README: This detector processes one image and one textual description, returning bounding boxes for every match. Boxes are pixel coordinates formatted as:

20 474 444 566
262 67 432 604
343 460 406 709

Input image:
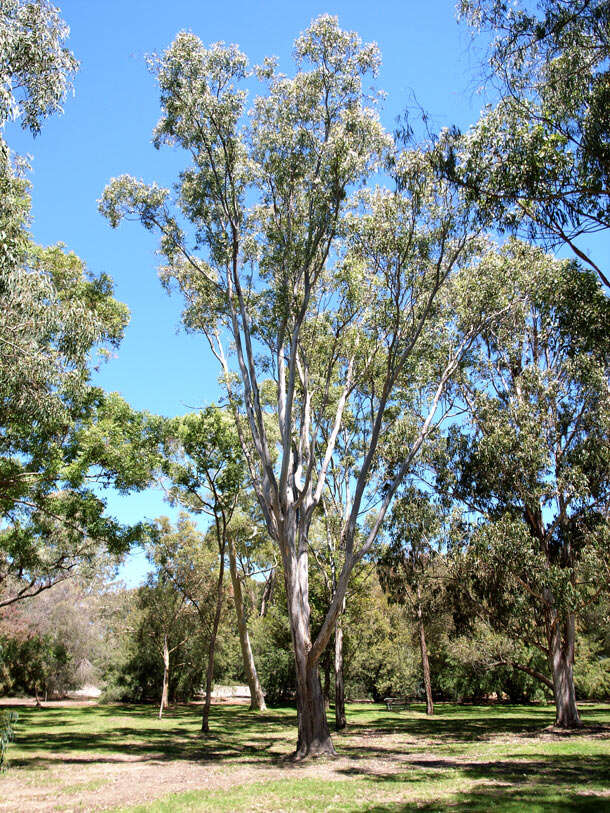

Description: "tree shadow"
9 703 297 770
340 703 580 746
363 786 606 812
337 753 610 811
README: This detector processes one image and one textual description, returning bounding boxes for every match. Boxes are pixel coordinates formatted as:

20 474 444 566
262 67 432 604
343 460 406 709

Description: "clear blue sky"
9 1 488 585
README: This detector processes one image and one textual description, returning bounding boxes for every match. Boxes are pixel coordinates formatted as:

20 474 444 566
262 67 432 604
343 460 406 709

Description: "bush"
0 710 18 771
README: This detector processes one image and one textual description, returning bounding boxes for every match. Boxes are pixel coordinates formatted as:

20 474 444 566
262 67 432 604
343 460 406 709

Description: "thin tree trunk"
323 650 331 711
334 604 346 731
416 589 434 716
227 534 266 711
159 634 169 720
548 610 580 728
259 567 274 617
201 539 226 734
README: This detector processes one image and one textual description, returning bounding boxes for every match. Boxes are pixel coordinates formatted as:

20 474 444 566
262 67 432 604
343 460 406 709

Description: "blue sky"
9 1 489 585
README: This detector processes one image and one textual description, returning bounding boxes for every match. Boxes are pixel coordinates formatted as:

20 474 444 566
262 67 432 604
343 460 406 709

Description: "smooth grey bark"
283 545 335 758
334 609 346 730
159 633 169 720
227 534 266 711
416 588 434 716
548 610 580 728
201 536 226 735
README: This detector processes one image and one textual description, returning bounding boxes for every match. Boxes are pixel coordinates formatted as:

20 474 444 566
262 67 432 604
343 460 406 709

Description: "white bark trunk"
227 535 266 711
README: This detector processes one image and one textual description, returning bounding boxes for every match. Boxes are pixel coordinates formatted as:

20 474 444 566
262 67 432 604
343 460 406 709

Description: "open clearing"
1 701 609 811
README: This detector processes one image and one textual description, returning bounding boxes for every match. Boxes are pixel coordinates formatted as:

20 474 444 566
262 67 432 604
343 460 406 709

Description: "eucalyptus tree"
379 488 450 716
443 240 610 727
101 17 487 756
148 515 220 725
84 397 270 716
133 568 196 714
0 0 77 135
445 0 610 286
158 409 267 722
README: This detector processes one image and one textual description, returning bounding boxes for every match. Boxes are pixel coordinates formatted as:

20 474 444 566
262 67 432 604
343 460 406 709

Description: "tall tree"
0 2 139 607
101 17 486 756
442 240 610 727
442 0 610 286
158 410 267 726
379 488 450 716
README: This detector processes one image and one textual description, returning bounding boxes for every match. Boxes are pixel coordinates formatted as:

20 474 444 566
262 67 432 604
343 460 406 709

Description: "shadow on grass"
337 752 610 812
364 785 606 812
343 705 553 743
8 702 610 776
9 704 298 770
339 753 610 785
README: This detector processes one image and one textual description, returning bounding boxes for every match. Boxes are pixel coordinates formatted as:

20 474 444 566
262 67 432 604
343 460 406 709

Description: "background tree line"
1 0 610 762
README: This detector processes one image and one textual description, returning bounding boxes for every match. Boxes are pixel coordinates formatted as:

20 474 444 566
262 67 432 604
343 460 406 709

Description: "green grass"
1 701 609 811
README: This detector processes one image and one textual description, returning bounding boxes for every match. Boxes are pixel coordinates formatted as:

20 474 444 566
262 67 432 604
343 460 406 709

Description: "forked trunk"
159 634 170 720
201 541 226 734
334 605 346 731
416 592 433 716
227 535 266 711
548 611 580 728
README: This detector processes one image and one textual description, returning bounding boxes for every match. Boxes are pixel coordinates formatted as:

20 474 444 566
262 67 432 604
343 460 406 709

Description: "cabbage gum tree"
159 409 267 719
101 17 484 756
445 241 610 727
449 0 610 286
379 488 451 716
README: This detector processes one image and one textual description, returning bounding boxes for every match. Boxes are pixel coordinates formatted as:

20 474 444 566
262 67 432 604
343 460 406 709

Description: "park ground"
0 701 609 811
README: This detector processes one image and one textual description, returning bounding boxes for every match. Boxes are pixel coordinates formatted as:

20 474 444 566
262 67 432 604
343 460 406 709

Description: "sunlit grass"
1 701 609 811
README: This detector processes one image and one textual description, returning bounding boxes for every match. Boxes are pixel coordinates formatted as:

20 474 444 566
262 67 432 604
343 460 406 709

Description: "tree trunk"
416 592 434 716
259 567 274 617
294 655 335 759
159 634 169 720
284 545 335 758
201 540 226 734
334 605 346 731
227 534 266 711
322 650 331 710
548 611 580 728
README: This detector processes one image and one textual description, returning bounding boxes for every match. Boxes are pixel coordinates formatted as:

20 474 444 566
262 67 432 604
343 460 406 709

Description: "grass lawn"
0 700 609 811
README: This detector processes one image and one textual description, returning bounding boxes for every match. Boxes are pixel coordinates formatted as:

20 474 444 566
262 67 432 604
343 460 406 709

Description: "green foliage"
0 0 144 608
102 516 246 703
0 709 17 771
341 574 419 701
574 637 610 700
252 602 295 706
446 0 610 284
0 633 71 698
0 0 78 134
434 242 610 707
